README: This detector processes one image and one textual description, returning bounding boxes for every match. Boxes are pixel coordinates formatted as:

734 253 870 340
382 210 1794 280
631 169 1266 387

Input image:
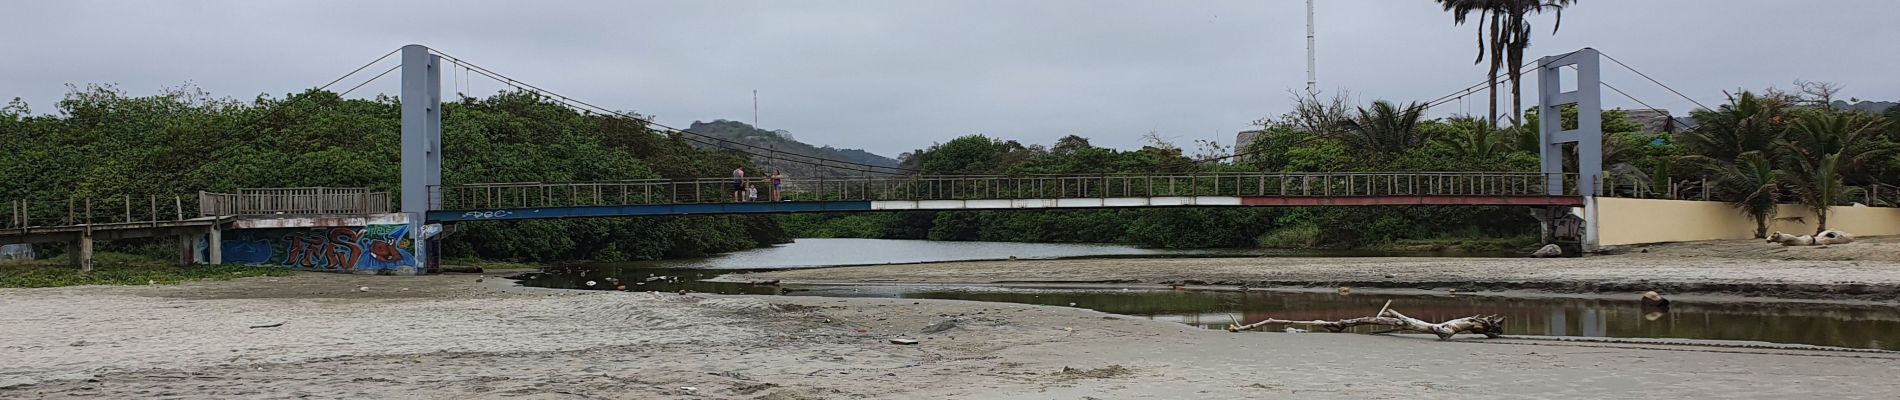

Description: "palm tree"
1680 91 1788 163
1698 151 1780 238
1778 111 1892 233
1434 117 1511 159
1435 0 1505 128
1435 1 1577 129
1336 100 1430 154
1781 152 1858 234
1500 1 1576 129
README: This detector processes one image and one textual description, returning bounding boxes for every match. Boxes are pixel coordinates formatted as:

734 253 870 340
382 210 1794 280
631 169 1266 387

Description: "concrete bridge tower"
400 44 442 269
1536 48 1603 251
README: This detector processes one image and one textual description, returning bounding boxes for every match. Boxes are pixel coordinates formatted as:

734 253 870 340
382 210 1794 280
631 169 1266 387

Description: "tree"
1500 0 1576 129
1336 100 1430 154
1435 0 1578 128
1435 0 1505 128
1778 111 1892 233
1051 135 1094 155
1427 117 1510 159
1680 91 1788 164
1700 151 1780 238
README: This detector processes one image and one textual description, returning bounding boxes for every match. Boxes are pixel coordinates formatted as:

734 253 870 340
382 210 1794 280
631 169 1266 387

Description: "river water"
512 238 1900 351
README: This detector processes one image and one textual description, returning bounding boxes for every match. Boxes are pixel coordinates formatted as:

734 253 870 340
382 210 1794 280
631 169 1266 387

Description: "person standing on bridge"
732 166 747 202
770 168 784 202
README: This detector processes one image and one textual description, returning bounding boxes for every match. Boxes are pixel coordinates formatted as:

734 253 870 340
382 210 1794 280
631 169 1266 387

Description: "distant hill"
1833 100 1898 113
684 120 902 178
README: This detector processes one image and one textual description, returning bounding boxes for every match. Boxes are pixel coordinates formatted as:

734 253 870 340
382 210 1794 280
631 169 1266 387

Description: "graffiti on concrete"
222 224 417 274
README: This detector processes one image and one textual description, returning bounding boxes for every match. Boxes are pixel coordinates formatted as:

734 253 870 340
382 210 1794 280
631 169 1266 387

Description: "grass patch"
443 257 545 272
0 252 294 288
1256 225 1320 249
1377 236 1539 253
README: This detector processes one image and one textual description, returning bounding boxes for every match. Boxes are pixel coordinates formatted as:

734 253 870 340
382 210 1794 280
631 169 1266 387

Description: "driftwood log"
1225 301 1504 340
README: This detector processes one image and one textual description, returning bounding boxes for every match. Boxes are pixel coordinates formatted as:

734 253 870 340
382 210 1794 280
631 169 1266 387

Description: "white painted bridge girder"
869 196 1243 211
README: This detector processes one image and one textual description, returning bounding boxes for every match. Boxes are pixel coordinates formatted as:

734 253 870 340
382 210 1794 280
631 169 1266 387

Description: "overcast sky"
3 1 1896 156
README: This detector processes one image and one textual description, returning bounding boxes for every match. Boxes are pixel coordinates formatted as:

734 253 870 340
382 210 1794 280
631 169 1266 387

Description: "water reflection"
516 265 1900 351
510 239 1899 351
602 238 1507 270
857 288 1900 350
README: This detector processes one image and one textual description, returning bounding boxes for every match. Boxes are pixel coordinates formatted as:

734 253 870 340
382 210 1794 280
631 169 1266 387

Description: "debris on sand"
357 286 370 292
729 382 778 395
249 322 285 329
889 338 919 345
1056 365 1132 380
920 319 960 334
772 303 818 312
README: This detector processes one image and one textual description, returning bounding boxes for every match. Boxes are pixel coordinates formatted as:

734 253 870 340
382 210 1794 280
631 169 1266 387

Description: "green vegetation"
441 258 546 271
786 85 1900 248
0 252 294 288
0 86 790 263
1681 88 1899 236
1434 0 1579 128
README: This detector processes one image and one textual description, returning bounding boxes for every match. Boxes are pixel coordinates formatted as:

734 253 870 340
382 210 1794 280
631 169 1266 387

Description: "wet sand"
726 238 1900 301
4 268 1900 399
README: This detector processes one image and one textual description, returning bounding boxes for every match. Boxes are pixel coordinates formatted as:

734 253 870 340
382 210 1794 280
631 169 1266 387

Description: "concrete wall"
1595 197 1900 246
216 224 420 275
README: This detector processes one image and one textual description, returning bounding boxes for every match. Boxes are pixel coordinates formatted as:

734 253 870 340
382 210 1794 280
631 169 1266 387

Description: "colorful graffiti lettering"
221 224 418 274
283 228 366 271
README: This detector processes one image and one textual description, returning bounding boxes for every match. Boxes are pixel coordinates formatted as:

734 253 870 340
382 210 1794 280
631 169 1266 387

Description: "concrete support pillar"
1583 197 1600 253
206 225 222 265
178 231 196 266
70 232 93 272
401 44 442 271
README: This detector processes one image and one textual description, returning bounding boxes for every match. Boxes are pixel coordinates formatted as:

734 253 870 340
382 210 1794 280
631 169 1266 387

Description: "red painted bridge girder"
1240 196 1584 207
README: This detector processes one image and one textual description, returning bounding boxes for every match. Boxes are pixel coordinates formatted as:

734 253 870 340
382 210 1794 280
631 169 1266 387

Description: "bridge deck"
429 195 1584 222
429 172 1586 222
0 217 232 245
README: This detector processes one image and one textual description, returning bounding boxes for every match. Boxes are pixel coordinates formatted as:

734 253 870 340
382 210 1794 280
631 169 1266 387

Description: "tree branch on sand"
1225 300 1505 340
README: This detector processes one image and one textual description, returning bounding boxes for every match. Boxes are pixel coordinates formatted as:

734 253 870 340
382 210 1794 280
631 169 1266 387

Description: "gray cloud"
3 0 1895 156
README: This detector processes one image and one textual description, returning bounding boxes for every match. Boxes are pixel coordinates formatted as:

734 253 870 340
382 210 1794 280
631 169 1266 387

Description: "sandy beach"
724 237 1900 301
5 246 1900 399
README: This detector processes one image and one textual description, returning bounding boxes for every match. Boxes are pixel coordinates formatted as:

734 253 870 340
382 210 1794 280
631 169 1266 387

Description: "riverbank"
3 272 1897 399
724 237 1900 301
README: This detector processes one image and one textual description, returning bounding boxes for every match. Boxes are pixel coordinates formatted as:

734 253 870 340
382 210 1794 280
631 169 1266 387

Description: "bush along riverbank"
0 252 295 288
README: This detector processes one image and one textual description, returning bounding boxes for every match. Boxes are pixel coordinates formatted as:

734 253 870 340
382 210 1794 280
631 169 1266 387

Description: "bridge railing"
199 187 393 216
4 194 207 232
431 172 1581 211
1593 176 1900 207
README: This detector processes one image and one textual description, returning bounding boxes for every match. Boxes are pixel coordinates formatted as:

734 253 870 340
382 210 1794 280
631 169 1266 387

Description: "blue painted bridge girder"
428 201 873 222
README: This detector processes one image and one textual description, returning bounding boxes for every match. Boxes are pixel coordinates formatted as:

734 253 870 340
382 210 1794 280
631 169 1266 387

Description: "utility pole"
1305 0 1316 94
753 90 759 128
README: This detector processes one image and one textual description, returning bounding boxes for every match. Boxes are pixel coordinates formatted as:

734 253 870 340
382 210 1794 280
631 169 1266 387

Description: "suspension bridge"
7 44 1895 274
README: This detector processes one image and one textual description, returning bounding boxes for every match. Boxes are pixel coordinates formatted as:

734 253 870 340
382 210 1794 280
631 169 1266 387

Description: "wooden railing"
3 194 204 230
432 172 1582 211
199 187 392 217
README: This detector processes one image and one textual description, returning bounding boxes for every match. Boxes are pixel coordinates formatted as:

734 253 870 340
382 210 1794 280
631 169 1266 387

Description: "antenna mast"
1305 0 1316 94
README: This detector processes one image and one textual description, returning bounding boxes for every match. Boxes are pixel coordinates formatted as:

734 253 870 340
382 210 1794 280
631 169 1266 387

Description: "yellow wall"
1595 197 1900 246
